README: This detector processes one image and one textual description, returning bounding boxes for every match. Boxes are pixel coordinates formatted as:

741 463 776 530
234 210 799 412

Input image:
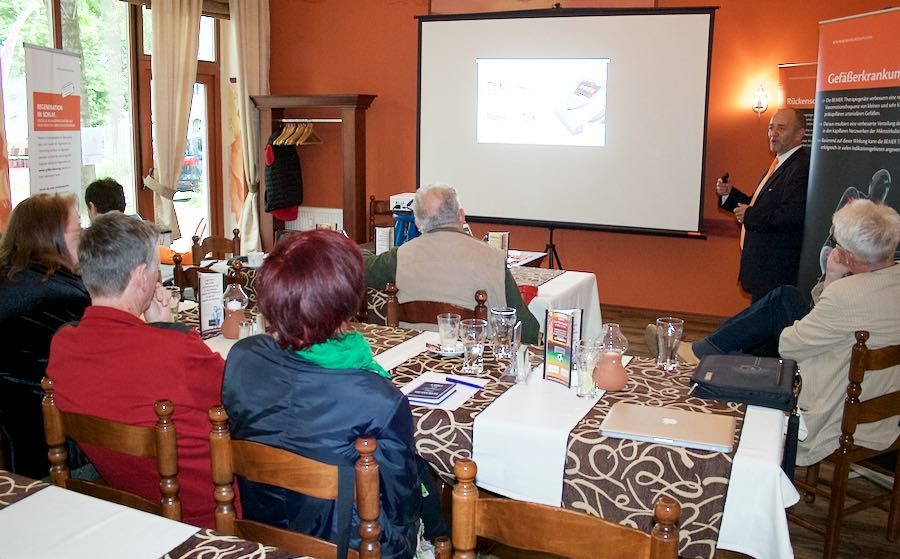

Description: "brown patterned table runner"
509 266 565 287
0 470 48 509
360 324 744 559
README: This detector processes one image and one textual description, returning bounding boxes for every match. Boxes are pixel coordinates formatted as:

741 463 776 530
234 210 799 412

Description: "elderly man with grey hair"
46 211 226 528
673 199 900 466
364 184 539 343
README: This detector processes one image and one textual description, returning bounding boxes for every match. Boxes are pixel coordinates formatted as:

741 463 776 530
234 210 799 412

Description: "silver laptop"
599 402 736 453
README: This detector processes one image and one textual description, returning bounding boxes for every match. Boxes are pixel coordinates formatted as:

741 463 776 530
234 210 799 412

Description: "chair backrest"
369 196 394 242
41 376 181 520
384 282 487 328
172 253 219 300
451 458 680 559
841 330 900 446
192 228 241 263
208 405 381 559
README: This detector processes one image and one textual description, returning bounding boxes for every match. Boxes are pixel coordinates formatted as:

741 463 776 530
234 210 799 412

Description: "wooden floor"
482 305 898 559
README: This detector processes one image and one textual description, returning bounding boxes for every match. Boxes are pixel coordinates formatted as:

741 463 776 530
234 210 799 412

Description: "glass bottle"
595 323 629 391
221 283 249 339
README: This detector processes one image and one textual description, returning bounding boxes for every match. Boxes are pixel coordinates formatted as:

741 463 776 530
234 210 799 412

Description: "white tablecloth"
469 398 797 559
528 271 603 341
717 405 800 559
0 485 198 559
472 371 599 506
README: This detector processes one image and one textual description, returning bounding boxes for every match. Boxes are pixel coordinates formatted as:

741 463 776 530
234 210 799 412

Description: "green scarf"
296 330 390 379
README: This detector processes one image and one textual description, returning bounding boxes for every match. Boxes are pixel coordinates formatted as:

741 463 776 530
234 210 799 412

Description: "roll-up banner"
798 7 900 294
24 44 82 200
0 72 11 231
778 62 816 150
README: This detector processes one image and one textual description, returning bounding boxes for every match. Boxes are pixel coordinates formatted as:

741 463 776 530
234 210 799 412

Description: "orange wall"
268 0 894 317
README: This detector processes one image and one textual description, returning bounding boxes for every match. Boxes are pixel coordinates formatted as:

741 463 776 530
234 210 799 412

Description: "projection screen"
417 9 715 235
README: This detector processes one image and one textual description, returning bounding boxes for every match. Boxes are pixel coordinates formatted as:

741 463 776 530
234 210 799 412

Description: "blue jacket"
222 335 421 559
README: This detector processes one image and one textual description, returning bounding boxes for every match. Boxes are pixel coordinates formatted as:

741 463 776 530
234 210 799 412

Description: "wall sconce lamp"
752 86 769 118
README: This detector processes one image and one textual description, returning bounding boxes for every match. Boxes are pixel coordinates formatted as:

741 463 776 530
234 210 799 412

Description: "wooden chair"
172 253 219 300
788 330 900 559
369 196 394 242
41 376 181 520
384 282 487 328
192 228 241 264
209 405 381 559
450 458 680 559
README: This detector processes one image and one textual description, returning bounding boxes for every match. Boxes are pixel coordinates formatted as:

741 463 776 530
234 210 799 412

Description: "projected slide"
476 58 609 147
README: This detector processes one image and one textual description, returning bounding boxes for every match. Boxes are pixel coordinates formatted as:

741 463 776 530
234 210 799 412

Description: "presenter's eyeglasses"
825 232 842 249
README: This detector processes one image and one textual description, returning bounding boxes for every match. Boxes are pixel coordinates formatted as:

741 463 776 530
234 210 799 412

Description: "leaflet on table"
543 309 583 388
375 226 394 255
487 231 509 253
198 272 224 336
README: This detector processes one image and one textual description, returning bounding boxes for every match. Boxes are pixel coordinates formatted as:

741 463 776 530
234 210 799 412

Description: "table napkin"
717 405 800 559
472 369 599 506
373 331 437 371
0 485 198 559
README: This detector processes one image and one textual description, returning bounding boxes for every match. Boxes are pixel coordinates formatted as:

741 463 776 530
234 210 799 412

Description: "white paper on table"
401 371 489 411
0 485 198 559
373 331 437 371
472 372 599 506
717 406 800 559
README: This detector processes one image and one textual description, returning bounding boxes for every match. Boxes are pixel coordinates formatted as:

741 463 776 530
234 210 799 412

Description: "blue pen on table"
444 376 484 390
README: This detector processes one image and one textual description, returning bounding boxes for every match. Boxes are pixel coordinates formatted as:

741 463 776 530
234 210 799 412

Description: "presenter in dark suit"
718 108 810 301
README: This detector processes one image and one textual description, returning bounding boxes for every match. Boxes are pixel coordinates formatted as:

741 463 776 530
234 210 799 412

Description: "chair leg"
823 459 851 559
804 462 820 504
889 453 900 541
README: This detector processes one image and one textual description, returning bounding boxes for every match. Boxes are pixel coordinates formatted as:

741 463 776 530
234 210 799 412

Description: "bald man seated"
363 184 540 344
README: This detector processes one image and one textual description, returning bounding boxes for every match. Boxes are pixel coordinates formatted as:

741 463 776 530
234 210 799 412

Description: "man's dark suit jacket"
720 147 810 298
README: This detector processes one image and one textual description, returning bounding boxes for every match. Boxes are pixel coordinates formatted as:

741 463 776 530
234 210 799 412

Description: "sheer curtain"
230 0 269 253
147 0 202 240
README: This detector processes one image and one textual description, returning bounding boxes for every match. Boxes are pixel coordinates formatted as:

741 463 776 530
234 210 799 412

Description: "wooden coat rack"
252 94 376 250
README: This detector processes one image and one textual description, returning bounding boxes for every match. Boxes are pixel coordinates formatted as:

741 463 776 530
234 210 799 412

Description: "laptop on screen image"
599 402 736 453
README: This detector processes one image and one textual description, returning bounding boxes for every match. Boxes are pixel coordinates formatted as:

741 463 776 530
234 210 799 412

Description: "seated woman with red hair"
222 229 447 559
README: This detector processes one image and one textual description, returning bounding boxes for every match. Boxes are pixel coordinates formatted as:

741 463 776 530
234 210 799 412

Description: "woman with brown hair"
0 194 91 478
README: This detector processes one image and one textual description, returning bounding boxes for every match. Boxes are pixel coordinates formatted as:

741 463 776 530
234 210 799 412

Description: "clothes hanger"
299 123 323 145
285 123 309 145
273 123 295 145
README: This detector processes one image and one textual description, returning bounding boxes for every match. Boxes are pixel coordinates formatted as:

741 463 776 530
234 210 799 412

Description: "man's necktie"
740 157 779 249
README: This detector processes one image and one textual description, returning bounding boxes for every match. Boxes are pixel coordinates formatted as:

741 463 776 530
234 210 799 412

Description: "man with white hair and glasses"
676 199 900 466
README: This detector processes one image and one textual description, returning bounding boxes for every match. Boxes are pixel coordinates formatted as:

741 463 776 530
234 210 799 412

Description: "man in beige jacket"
364 184 539 344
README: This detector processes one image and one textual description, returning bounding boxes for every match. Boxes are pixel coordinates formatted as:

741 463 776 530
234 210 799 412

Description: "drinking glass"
164 286 181 315
500 321 523 382
437 313 461 351
460 318 488 374
656 317 684 372
575 339 603 397
489 306 517 360
239 319 254 339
